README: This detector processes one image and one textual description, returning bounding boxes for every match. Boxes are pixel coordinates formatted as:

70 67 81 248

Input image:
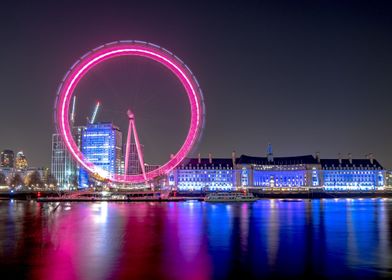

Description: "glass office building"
51 126 85 189
51 134 76 189
79 123 122 188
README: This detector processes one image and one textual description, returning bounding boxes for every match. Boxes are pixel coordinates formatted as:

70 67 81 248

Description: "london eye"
54 40 206 185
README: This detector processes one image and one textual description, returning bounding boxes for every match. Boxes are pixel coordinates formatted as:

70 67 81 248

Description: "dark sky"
0 0 392 168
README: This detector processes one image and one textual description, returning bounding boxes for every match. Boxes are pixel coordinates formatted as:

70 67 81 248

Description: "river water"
0 198 391 279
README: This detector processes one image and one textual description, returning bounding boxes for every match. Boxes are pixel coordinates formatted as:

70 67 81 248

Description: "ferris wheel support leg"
131 121 147 183
124 117 133 177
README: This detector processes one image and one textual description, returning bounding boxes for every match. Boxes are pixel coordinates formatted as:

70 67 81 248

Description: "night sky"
0 0 391 168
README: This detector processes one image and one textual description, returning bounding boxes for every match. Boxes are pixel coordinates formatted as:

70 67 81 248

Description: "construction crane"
71 96 76 124
86 101 100 124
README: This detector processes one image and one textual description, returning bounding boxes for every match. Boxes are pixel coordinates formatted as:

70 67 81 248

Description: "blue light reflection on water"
0 199 391 279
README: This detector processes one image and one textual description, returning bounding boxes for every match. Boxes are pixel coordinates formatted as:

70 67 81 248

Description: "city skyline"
0 0 392 168
2 2 392 279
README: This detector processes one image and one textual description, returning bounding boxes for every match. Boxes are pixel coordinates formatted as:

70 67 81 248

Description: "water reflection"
0 199 392 279
266 200 279 267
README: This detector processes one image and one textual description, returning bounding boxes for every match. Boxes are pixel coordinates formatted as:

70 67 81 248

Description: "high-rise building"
1 150 14 168
79 122 122 187
73 126 85 150
15 151 28 170
51 134 76 189
51 126 85 189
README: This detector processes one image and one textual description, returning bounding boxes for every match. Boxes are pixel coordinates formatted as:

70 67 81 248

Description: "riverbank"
36 196 204 202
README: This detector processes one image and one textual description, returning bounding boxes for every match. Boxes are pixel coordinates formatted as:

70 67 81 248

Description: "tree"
0 173 6 185
10 174 23 188
24 171 43 188
70 175 79 189
46 173 58 187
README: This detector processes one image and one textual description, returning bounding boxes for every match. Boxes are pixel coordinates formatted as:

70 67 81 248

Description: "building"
1 150 14 168
174 154 236 191
51 126 85 189
320 154 385 191
236 154 321 188
385 171 392 189
51 134 77 189
0 166 50 188
171 150 386 191
79 122 122 188
15 151 28 170
0 167 13 185
0 149 50 188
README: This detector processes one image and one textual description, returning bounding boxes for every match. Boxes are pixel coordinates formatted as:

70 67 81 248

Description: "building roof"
320 158 383 169
86 122 121 131
236 154 318 165
179 155 385 170
179 158 234 168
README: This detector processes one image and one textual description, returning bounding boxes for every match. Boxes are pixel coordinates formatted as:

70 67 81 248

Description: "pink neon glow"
124 109 147 181
124 110 133 177
55 41 205 184
131 120 147 181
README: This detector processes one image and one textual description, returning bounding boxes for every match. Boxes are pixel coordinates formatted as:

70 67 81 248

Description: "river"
0 198 391 279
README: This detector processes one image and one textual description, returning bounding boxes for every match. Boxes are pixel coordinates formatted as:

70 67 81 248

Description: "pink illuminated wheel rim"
54 40 205 184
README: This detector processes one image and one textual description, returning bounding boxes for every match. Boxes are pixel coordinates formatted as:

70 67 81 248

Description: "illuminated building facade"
174 157 236 191
51 134 76 189
1 150 14 168
51 126 85 189
0 166 48 188
15 151 28 170
236 155 321 188
321 156 385 191
173 152 386 191
79 123 122 188
386 171 392 188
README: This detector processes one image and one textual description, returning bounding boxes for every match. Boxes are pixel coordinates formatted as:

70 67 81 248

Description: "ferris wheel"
54 40 206 184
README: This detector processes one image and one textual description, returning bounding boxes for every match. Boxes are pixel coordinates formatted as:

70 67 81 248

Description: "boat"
204 192 258 202
279 199 303 202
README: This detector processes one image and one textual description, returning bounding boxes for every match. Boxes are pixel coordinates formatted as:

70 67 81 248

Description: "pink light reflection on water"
2 199 392 279
162 202 212 280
